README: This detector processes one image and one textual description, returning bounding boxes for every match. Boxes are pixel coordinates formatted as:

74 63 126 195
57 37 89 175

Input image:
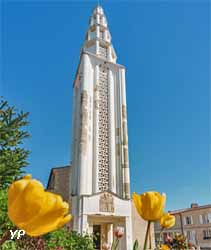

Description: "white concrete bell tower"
71 5 132 250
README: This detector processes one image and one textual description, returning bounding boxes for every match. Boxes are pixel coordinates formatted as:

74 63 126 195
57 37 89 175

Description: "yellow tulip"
160 213 175 229
161 244 170 250
8 174 71 236
132 191 166 221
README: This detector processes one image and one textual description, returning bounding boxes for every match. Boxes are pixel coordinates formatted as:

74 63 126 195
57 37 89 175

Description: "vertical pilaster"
125 215 133 249
77 197 88 234
71 77 81 195
120 68 131 199
96 25 100 39
75 85 81 195
108 69 116 193
79 54 90 195
96 40 100 55
81 214 88 234
107 224 113 246
88 62 93 194
108 46 112 61
71 196 79 232
71 87 77 195
93 65 100 193
96 13 100 24
115 72 122 197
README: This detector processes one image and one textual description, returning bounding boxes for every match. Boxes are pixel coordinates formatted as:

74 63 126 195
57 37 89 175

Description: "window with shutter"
203 230 211 240
191 231 196 244
208 213 211 223
183 217 186 225
190 216 193 224
199 215 203 224
186 231 191 241
202 214 209 224
185 216 192 225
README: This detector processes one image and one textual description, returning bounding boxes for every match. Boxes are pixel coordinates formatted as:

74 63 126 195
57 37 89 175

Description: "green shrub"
0 189 13 238
44 228 95 250
0 240 17 250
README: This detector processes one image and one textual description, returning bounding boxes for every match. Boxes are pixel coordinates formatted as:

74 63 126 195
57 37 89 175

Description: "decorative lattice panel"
98 67 109 191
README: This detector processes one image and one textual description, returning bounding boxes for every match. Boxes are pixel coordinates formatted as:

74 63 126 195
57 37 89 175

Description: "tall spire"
71 6 133 247
82 5 117 63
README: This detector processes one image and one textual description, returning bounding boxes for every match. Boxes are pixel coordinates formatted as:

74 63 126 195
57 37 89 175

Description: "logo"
10 230 25 239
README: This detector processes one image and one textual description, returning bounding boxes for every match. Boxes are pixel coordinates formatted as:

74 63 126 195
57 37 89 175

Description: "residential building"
154 203 211 250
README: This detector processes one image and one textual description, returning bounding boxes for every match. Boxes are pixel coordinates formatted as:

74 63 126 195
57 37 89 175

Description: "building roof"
46 165 71 189
169 204 211 214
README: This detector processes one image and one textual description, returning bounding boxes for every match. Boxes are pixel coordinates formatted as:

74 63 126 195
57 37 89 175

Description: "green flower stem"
159 228 164 245
115 239 119 250
111 238 119 250
144 221 151 250
149 226 152 249
111 239 116 250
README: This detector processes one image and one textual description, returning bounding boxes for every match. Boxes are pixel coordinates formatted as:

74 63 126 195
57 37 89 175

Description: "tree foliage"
0 98 30 242
0 189 13 238
0 98 30 188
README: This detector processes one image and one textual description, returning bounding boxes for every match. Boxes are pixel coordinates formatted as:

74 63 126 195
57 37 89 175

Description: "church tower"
71 5 132 249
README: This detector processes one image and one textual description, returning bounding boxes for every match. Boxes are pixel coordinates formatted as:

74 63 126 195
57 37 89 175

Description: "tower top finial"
92 4 104 15
82 4 117 63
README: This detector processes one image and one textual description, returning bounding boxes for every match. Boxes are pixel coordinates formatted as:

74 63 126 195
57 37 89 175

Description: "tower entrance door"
90 216 123 250
93 225 101 250
93 224 111 250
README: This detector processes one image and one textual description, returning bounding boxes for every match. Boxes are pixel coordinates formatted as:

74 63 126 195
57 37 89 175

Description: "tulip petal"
160 213 175 228
22 206 71 236
132 193 144 218
8 176 31 206
133 191 166 221
9 179 46 224
8 174 72 236
57 214 72 228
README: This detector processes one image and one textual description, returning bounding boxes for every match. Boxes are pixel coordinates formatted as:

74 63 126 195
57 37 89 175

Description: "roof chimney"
191 203 198 208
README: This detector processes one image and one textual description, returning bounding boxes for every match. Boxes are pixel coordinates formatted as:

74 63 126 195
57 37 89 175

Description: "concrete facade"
154 204 211 250
47 166 155 250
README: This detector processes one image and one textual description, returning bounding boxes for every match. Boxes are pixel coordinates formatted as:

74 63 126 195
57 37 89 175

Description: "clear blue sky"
1 1 210 211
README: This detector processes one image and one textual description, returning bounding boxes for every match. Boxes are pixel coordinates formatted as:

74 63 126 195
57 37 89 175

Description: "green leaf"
133 239 139 250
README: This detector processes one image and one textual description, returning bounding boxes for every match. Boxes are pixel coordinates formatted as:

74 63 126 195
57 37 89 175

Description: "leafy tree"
0 97 30 188
0 97 30 244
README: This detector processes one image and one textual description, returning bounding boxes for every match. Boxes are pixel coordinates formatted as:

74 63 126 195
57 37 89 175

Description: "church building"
47 5 155 250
